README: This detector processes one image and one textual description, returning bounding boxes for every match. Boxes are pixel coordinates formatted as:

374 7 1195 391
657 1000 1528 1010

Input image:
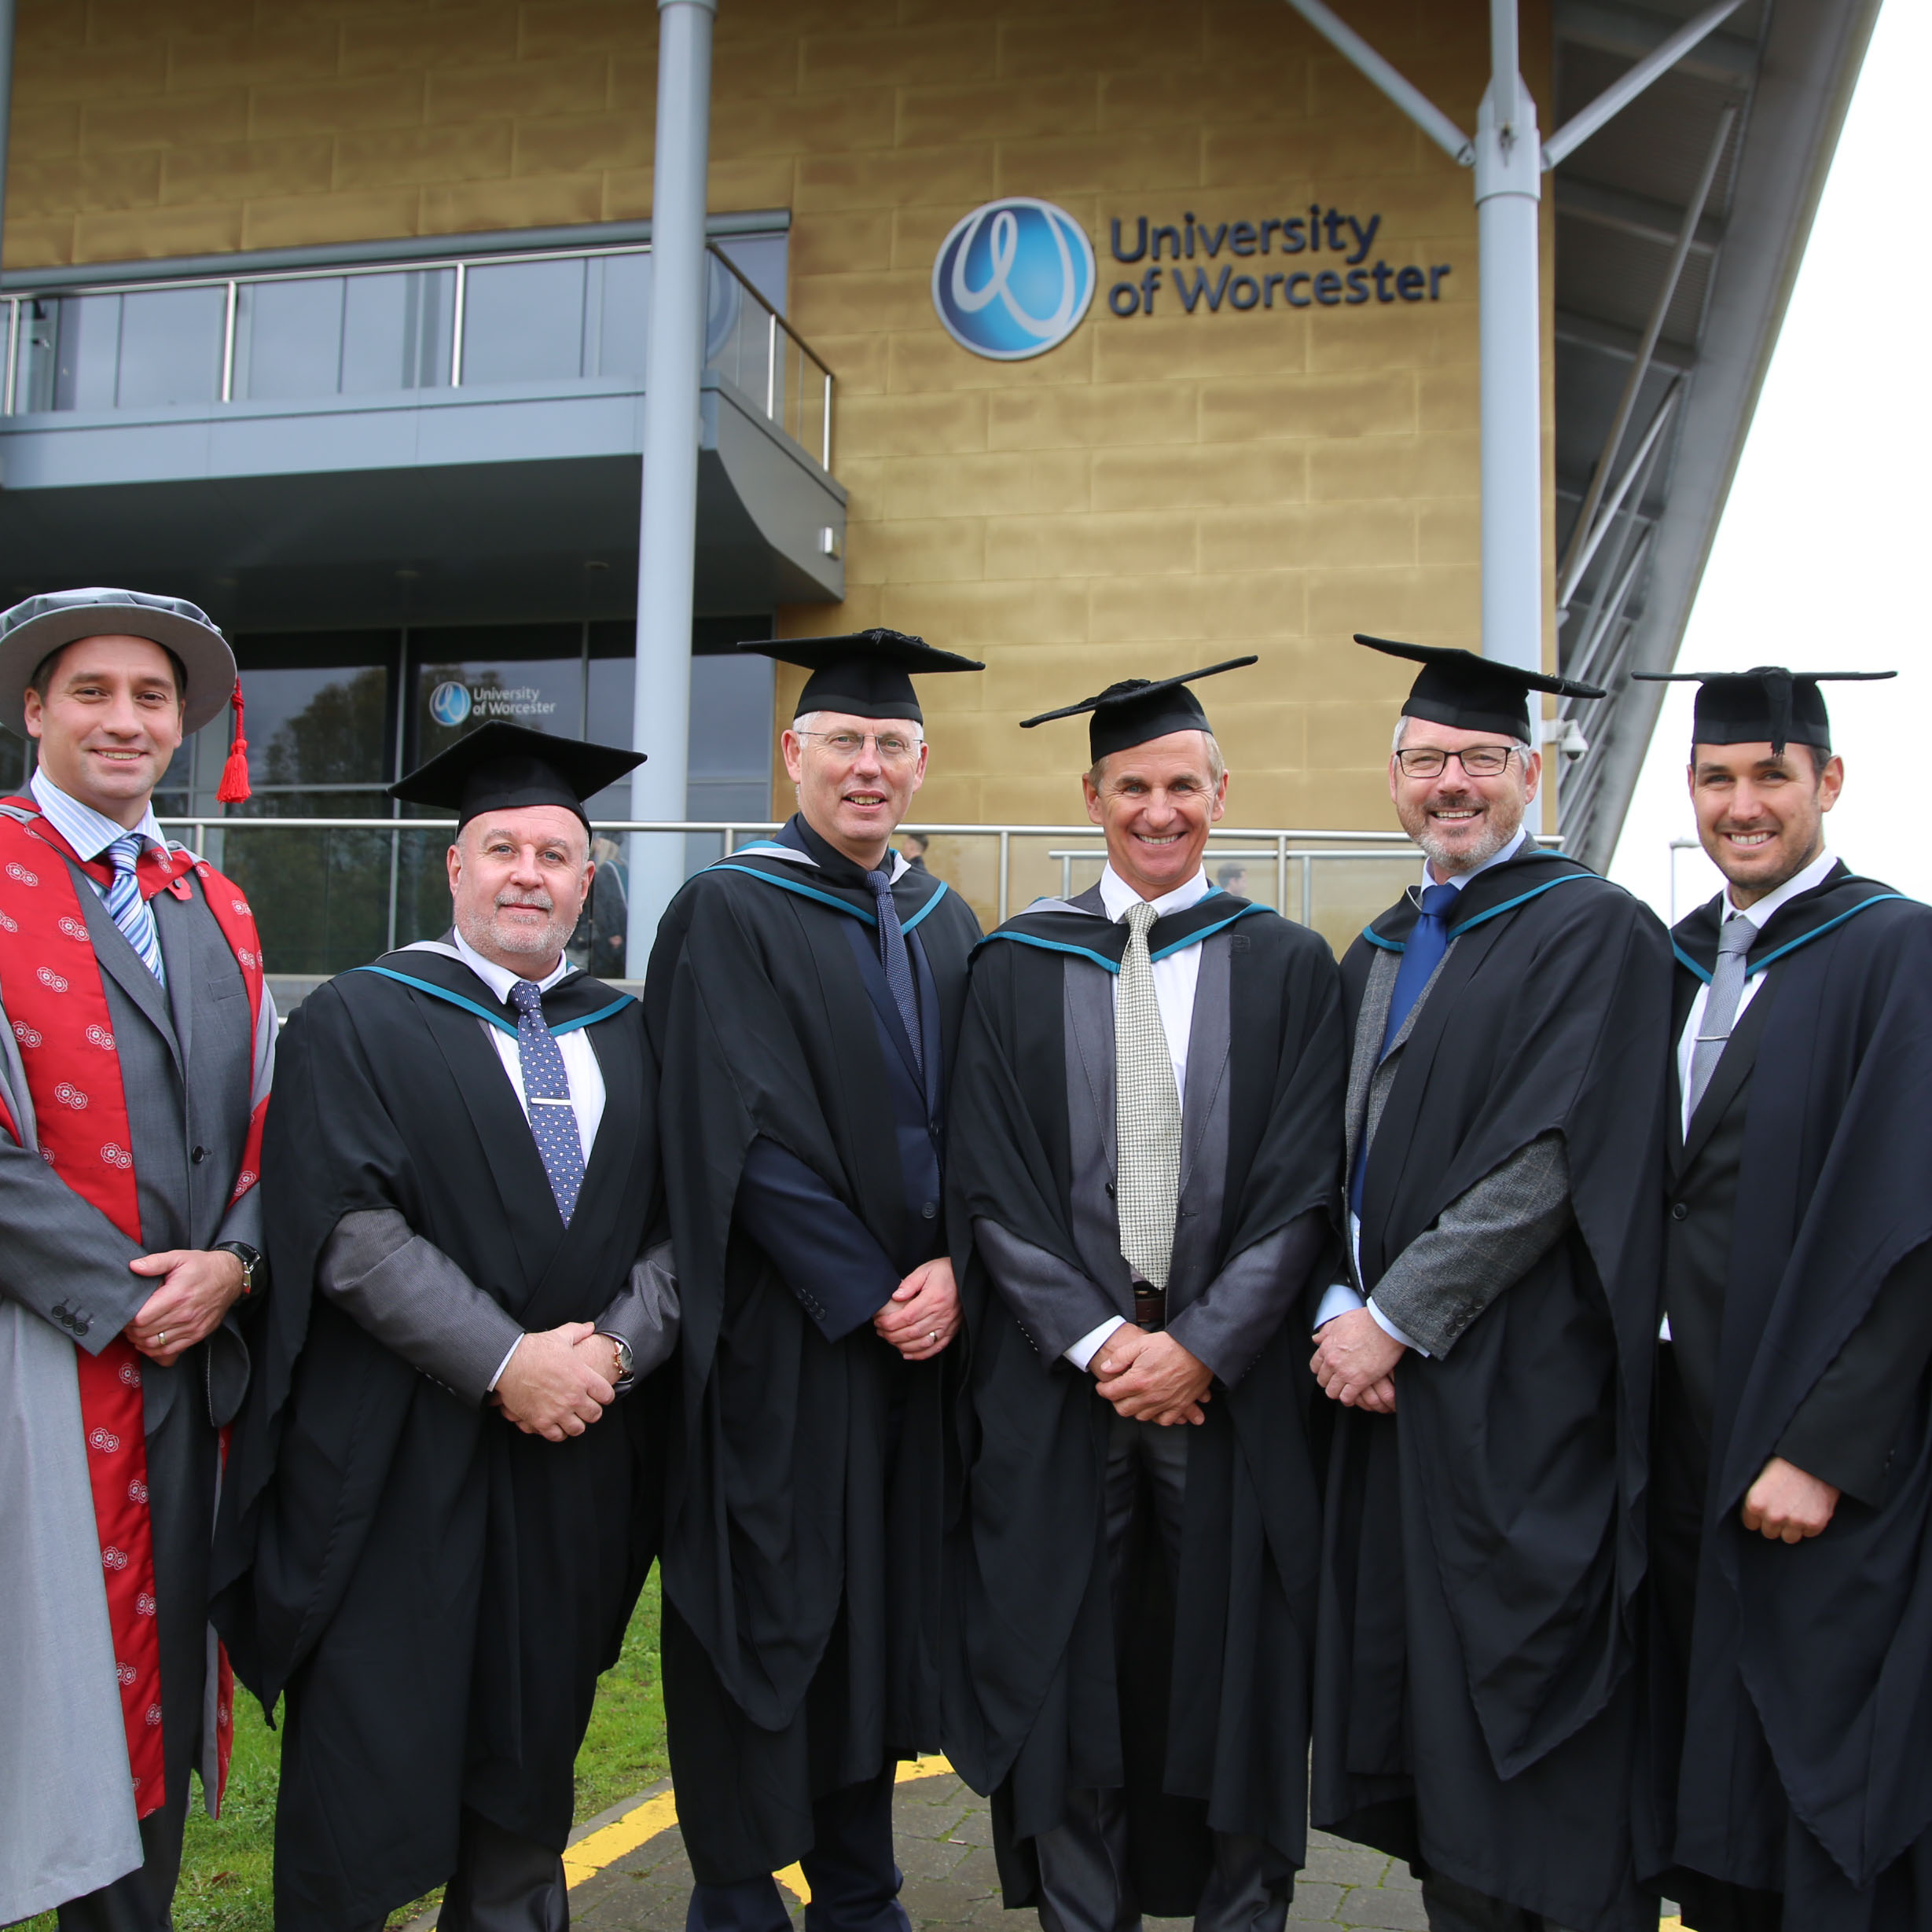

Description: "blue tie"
105 834 166 987
509 979 585 1225
1352 881 1459 1219
864 867 924 1074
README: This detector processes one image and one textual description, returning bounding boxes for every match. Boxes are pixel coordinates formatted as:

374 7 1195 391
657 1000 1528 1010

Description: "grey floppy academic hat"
0 587 238 735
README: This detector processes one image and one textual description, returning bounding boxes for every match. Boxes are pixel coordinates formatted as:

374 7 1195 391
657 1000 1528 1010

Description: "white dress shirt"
30 767 170 894
424 929 608 1163
1065 863 1213 1372
1314 825 1533 1349
1675 846 1836 1136
410 931 609 1389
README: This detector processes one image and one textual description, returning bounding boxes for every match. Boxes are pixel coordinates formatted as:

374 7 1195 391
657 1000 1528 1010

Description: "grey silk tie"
1687 915 1754 1118
1115 898 1182 1291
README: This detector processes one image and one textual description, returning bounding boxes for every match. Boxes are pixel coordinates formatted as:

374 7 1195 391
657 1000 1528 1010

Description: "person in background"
1215 860 1248 897
215 722 674 1932
1310 636 1672 1932
903 830 932 872
646 629 984 1932
0 588 274 1932
1629 664 1932 1930
945 659 1346 1932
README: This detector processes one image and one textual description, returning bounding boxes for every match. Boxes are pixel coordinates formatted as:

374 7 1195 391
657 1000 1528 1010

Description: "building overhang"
0 368 844 630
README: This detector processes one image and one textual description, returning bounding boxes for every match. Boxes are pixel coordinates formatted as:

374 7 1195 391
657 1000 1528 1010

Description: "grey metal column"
626 0 717 968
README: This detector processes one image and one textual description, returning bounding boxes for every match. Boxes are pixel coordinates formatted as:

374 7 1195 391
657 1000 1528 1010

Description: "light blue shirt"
28 767 169 902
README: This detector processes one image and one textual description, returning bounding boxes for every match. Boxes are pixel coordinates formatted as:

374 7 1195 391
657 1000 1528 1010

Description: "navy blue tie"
865 867 924 1074
510 978 585 1225
1352 882 1459 1219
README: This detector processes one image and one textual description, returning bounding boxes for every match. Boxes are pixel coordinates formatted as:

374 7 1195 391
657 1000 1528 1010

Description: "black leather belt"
1133 1284 1166 1331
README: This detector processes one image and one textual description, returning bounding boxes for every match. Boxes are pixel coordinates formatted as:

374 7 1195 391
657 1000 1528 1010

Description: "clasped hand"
1309 1307 1403 1413
1092 1325 1212 1425
492 1321 616 1442
123 1248 246 1367
874 1257 960 1361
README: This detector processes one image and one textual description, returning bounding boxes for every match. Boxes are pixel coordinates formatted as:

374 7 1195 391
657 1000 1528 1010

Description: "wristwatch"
215 1241 264 1297
605 1333 635 1390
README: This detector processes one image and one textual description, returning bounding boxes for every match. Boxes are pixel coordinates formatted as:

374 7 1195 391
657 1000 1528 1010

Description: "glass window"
114 286 226 408
407 620 586 772
218 795 398 979
461 257 588 385
235 276 348 402
341 267 454 395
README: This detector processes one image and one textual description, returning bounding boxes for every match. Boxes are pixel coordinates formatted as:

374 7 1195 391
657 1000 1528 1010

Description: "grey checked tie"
105 834 165 987
1687 914 1754 1117
510 979 585 1225
1115 899 1182 1290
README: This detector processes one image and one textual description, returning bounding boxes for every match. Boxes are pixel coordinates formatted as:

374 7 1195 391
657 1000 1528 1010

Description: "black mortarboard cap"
1019 657 1258 763
1629 665 1895 756
389 721 645 830
738 628 983 726
1356 634 1604 739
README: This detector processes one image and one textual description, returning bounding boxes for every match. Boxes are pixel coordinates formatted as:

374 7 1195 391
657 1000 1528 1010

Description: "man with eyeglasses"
1627 667 1932 1931
1309 637 1673 1932
645 628 984 1932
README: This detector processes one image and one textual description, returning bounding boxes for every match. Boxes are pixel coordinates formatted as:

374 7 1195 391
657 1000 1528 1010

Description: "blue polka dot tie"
510 979 584 1225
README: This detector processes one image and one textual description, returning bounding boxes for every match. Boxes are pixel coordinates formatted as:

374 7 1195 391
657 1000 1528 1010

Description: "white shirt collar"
1723 846 1837 929
1425 824 1530 896
30 767 167 862
450 924 575 1003
1098 861 1212 922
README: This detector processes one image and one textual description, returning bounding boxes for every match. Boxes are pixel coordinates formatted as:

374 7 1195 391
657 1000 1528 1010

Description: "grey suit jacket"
976 925 1321 1387
0 851 275 1426
1345 927 1570 1357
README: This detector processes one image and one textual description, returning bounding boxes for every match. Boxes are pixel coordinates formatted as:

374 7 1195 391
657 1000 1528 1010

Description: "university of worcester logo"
931 198 1096 361
428 681 472 729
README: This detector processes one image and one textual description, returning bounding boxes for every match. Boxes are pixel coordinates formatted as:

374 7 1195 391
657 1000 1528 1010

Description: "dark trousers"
685 1767 909 1932
1031 1415 1292 1932
1420 1872 1578 1932
332 1809 566 1932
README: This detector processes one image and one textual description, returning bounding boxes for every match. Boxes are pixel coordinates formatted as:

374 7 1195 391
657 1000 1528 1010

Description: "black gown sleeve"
736 1135 902 1341
1776 1238 1932 1506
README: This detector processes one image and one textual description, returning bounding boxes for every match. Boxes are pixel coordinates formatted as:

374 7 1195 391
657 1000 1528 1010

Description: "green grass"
10 1576 667 1932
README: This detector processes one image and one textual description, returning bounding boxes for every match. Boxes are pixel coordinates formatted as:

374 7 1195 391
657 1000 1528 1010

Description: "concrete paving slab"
563 1774 1431 1932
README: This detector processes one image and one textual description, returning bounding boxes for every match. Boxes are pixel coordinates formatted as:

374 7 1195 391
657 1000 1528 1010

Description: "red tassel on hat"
216 678 251 804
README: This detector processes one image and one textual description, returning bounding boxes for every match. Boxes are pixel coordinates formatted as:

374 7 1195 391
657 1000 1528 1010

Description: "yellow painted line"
775 1761 955 1905
1661 1920 1682 1930
562 1790 680 1888
563 1758 957 1897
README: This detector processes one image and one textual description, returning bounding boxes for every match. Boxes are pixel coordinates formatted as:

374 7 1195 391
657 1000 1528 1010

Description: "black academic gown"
212 951 660 1932
943 889 1346 1915
1312 849 1673 1932
1645 867 1932 1930
644 817 981 1883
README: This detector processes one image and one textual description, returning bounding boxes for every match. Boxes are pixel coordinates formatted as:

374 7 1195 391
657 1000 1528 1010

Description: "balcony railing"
150 815 1537 982
1 240 834 469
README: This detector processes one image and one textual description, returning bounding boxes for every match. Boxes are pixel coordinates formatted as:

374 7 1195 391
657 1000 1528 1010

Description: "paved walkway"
562 1764 1432 1932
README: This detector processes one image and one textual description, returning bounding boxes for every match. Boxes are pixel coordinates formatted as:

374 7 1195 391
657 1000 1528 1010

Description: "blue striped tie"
510 978 584 1224
105 835 166 987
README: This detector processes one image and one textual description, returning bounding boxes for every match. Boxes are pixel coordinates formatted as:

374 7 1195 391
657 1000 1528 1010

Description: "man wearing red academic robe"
0 590 275 1932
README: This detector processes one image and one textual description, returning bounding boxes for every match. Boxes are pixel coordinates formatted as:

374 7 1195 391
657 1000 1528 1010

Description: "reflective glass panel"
461 258 588 384
115 285 226 407
236 276 347 401
590 252 650 380
341 268 454 394
53 294 123 410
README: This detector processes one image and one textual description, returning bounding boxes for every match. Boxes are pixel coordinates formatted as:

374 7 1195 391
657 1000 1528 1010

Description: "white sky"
1605 0 1930 921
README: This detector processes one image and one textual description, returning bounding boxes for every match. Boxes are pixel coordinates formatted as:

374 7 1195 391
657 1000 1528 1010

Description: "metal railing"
1 240 835 470
149 815 1540 975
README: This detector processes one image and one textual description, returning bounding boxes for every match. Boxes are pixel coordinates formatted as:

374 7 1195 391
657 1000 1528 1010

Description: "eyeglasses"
795 729 922 766
1394 744 1522 779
